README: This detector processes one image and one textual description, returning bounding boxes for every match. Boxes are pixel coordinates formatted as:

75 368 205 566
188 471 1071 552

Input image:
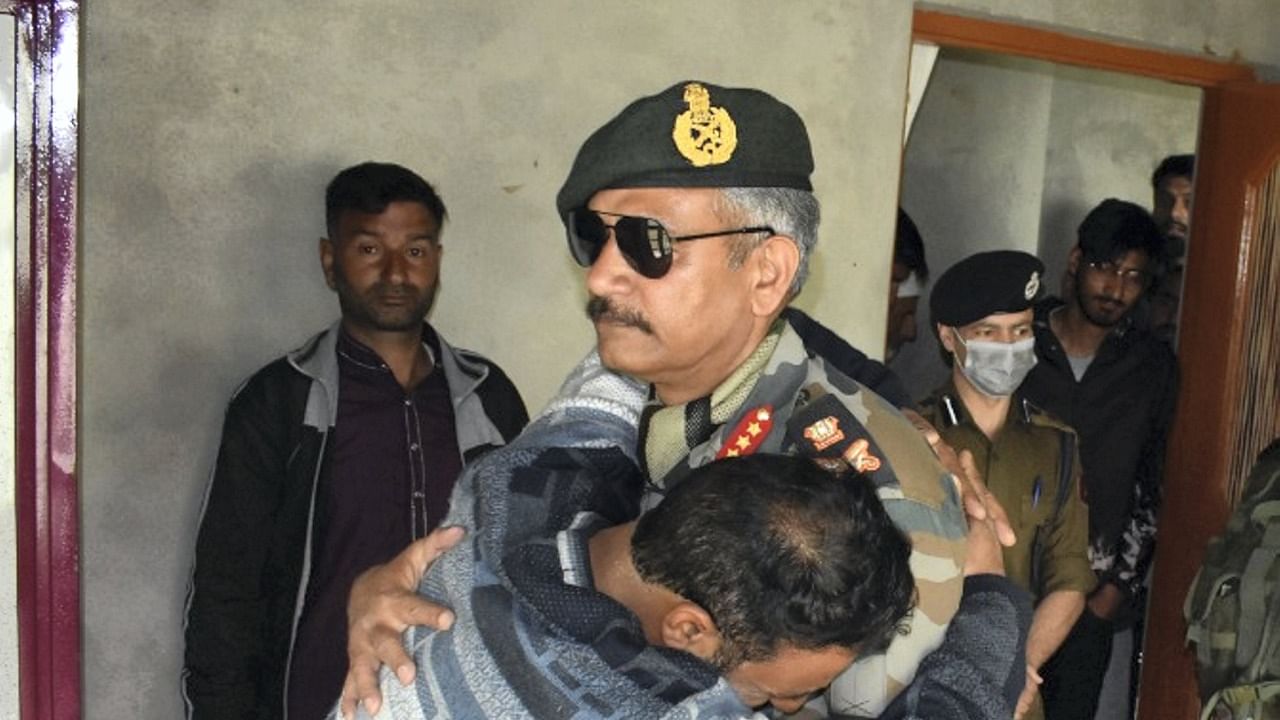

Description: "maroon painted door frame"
10 1 80 719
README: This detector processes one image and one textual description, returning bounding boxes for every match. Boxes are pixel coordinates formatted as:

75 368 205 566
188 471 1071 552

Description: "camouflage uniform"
642 323 968 717
555 79 967 717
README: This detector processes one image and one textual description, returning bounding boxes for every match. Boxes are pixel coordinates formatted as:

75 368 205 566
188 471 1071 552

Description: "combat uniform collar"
640 319 785 483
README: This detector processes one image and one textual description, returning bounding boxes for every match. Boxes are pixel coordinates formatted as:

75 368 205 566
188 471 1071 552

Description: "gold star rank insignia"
716 405 774 460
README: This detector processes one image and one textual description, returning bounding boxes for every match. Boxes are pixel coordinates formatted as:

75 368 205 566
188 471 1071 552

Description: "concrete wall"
80 2 913 716
890 48 1200 398
76 2 1277 718
1038 64 1202 284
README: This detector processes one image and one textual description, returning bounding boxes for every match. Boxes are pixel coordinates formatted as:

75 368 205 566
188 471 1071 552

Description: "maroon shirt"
288 327 462 719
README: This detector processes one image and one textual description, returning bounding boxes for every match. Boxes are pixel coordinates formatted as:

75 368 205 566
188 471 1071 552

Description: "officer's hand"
954 448 1016 546
341 526 465 719
959 444 1007 576
1086 582 1125 621
1014 665 1042 720
903 408 1019 548
963 500 1006 577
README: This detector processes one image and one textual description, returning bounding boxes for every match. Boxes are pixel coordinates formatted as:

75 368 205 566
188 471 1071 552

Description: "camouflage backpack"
1184 439 1280 720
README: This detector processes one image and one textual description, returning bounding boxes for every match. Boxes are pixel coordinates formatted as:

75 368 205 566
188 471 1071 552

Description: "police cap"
555 80 814 221
930 250 1045 327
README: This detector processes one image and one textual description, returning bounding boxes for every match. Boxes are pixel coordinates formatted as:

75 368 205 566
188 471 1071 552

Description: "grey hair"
716 187 821 296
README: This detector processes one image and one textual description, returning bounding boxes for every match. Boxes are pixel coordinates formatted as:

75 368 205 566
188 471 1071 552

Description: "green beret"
930 250 1045 327
555 80 814 220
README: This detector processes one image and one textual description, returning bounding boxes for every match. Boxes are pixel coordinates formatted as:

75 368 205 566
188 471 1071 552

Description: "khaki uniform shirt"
920 382 1095 600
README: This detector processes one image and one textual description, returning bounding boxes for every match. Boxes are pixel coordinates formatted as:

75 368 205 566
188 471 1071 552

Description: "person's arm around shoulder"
877 464 1032 720
183 365 299 719
340 526 466 718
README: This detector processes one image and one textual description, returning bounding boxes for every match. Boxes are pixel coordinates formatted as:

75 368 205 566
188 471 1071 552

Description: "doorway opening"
892 46 1200 395
906 9 1279 720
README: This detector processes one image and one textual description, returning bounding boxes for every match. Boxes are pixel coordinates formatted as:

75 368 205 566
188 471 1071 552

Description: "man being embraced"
340 355 1029 718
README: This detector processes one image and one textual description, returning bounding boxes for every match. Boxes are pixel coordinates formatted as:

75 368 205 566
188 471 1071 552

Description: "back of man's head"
325 161 448 238
1152 154 1195 189
1076 198 1165 266
630 454 914 670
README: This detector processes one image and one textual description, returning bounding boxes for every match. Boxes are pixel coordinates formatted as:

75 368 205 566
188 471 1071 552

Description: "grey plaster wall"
80 2 912 716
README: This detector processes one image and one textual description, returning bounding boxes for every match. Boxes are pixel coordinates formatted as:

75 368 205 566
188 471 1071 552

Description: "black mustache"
586 295 653 334
1093 297 1125 311
369 281 418 295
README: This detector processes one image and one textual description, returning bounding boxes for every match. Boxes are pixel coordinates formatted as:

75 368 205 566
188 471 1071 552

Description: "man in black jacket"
1021 199 1178 720
182 162 529 719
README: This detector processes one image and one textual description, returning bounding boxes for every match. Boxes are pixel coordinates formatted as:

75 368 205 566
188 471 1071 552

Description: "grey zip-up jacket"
181 321 527 720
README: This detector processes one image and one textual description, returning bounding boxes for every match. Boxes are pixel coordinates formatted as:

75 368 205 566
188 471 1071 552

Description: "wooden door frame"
913 10 1254 87
912 8 1261 720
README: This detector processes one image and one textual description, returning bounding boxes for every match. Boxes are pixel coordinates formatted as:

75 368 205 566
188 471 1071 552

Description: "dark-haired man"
342 82 1009 719
336 365 1028 719
182 162 529 719
1151 154 1194 258
1148 154 1194 343
1021 199 1179 720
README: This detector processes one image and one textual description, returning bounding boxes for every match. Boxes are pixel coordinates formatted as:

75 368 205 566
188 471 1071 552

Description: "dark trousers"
1041 610 1115 720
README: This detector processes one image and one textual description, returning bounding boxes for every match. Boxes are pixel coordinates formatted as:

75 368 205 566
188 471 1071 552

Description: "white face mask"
953 331 1038 397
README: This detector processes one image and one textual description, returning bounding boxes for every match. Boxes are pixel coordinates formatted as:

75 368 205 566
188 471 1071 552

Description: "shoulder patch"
785 391 896 488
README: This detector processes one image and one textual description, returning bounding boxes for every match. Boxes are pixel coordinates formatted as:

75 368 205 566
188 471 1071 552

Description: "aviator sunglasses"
567 208 775 279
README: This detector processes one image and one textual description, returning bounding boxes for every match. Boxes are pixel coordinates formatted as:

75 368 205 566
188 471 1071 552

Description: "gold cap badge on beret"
556 80 813 221
672 82 737 167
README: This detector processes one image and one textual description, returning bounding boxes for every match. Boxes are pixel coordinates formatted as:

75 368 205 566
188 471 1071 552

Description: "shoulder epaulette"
1020 398 1076 435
